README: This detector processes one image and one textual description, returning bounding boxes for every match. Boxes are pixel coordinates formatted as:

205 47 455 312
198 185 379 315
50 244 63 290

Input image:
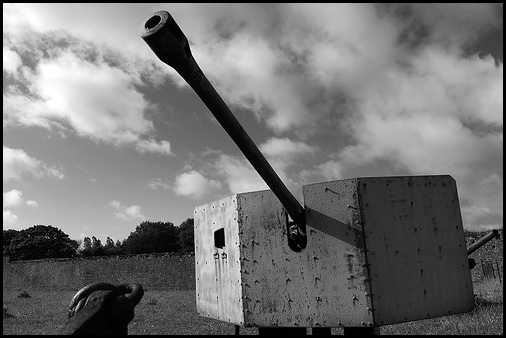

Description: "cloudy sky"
3 3 503 243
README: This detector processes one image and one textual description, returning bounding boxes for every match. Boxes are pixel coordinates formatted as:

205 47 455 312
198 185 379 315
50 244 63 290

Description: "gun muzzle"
140 11 307 246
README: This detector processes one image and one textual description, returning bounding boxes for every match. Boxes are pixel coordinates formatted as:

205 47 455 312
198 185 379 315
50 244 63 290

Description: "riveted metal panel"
237 190 309 327
238 188 374 327
357 175 474 325
195 176 472 328
196 188 375 328
303 179 374 327
194 195 244 325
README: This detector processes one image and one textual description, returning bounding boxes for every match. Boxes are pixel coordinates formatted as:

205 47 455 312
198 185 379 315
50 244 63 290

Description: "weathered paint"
303 178 374 327
195 188 372 327
194 195 244 324
194 175 474 328
356 175 474 325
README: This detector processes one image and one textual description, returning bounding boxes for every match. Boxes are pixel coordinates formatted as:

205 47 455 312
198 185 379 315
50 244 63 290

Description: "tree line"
3 218 194 261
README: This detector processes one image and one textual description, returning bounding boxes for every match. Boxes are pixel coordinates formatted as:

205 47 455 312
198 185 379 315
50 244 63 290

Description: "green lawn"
3 279 502 335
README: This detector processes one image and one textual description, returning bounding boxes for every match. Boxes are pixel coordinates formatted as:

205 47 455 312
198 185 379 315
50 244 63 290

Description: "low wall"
2 253 195 291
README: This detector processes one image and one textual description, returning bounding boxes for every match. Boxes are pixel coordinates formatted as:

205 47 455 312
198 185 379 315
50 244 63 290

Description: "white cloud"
260 137 316 163
124 205 144 219
2 3 502 232
2 3 164 62
26 200 39 208
3 210 19 228
3 189 24 208
3 47 22 77
213 154 268 194
108 200 145 221
2 45 172 156
173 170 222 200
32 52 149 143
135 139 174 157
316 160 345 182
3 190 38 230
3 147 40 181
462 205 503 231
3 146 65 181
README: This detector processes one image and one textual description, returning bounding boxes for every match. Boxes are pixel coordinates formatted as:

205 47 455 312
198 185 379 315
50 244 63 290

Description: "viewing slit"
214 228 225 248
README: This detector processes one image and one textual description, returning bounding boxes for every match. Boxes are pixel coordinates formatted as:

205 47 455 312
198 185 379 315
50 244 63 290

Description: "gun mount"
140 10 476 334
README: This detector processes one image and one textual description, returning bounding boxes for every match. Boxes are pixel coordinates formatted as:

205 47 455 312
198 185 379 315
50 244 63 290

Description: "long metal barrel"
139 10 306 232
467 229 500 255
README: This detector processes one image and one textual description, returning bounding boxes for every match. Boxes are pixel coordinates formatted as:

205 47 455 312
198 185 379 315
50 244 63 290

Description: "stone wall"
3 252 195 291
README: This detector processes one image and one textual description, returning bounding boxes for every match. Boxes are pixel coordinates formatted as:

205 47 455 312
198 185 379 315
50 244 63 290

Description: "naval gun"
467 229 500 269
140 10 478 335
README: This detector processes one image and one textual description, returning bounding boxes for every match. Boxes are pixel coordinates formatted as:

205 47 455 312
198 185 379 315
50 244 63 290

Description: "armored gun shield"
194 175 474 327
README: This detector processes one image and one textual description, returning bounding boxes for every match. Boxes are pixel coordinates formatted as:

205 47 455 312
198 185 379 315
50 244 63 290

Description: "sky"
3 3 503 243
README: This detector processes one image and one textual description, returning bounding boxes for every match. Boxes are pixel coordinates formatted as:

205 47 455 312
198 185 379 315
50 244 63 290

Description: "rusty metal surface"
194 195 244 325
195 188 373 328
303 179 374 327
238 190 309 327
357 175 474 325
195 176 474 328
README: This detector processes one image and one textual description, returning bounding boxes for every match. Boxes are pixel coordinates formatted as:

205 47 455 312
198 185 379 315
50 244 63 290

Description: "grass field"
3 278 502 335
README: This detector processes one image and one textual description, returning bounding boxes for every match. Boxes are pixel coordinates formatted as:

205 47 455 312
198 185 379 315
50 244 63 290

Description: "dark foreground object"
57 282 144 335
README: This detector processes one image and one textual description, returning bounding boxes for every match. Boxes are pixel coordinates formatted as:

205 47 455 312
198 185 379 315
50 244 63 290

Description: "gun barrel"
467 229 500 256
139 11 306 234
